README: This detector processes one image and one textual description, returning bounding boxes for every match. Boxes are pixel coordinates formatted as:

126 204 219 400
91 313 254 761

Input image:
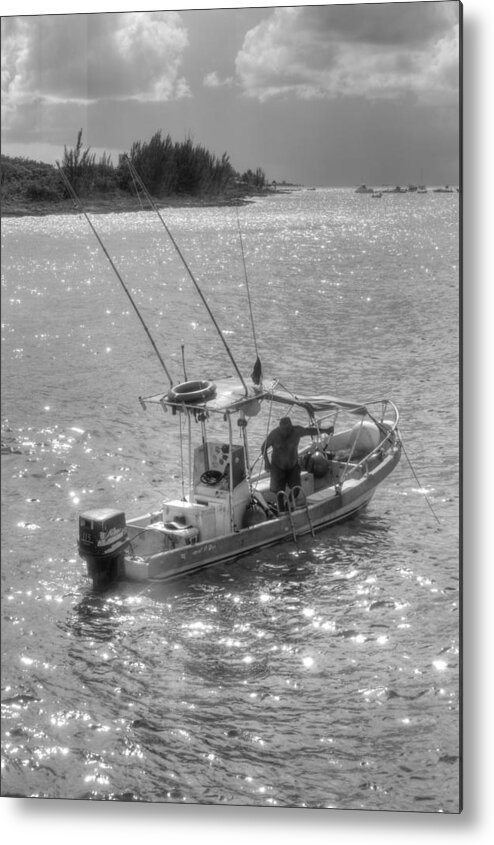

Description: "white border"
2 0 492 841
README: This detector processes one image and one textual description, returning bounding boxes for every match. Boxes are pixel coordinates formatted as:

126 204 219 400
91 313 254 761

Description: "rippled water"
1 188 460 810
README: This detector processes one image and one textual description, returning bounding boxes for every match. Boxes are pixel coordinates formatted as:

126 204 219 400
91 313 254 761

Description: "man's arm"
298 424 334 437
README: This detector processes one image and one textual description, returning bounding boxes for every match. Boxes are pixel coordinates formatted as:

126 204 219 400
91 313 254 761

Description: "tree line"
1 130 268 205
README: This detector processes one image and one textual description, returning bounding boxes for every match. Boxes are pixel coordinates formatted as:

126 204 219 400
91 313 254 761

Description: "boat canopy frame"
138 377 375 419
138 378 400 509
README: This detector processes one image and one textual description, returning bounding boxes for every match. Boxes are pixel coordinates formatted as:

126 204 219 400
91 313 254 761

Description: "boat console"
157 441 251 541
193 441 246 490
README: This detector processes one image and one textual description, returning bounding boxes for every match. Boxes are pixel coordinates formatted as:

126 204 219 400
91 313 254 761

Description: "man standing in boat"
261 416 333 506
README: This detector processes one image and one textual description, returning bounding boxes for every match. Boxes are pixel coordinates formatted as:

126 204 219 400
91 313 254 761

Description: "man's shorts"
269 463 301 493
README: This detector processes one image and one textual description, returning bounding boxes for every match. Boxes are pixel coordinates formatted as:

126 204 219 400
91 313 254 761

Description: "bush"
1 131 269 209
26 182 62 202
119 131 237 198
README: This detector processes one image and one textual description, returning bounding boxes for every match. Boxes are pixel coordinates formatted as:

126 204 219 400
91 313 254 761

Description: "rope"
251 390 277 491
179 413 186 500
401 437 441 524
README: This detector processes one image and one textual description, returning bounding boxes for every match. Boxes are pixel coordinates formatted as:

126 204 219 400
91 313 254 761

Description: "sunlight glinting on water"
1 188 459 808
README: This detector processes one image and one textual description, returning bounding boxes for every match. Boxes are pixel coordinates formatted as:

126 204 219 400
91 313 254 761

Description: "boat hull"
99 445 401 585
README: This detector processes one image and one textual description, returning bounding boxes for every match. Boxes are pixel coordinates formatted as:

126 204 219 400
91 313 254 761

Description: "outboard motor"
78 508 128 589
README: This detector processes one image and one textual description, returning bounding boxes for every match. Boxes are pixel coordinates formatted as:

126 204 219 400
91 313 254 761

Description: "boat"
78 384 401 588
355 184 374 194
417 185 427 193
64 161 402 589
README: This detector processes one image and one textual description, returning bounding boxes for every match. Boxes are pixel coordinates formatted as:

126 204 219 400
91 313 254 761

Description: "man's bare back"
261 417 334 497
263 421 309 470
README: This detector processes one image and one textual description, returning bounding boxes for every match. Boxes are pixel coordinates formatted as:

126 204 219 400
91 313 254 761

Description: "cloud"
203 71 234 89
1 12 191 135
235 3 460 104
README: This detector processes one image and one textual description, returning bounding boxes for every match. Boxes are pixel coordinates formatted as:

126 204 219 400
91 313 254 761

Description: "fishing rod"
123 155 248 395
236 207 262 385
57 164 174 389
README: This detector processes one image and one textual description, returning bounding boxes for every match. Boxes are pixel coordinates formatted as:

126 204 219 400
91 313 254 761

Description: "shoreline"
1 186 297 218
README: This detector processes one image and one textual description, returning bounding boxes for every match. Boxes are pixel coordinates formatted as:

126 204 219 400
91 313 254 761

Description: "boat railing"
313 409 339 437
250 398 399 488
331 399 400 485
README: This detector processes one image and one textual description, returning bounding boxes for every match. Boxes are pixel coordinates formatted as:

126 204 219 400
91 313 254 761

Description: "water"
1 188 460 810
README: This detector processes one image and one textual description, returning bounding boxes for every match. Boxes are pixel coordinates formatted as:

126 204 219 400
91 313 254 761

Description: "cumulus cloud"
1 11 190 132
235 3 460 104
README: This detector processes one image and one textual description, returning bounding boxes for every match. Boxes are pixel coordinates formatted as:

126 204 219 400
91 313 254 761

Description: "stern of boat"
78 508 128 589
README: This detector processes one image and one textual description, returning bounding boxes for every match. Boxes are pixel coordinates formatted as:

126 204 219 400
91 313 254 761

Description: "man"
261 416 334 502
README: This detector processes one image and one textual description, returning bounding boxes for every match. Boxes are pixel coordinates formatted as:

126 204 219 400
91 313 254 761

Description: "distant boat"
407 184 418 192
417 185 427 193
433 185 454 193
355 184 373 194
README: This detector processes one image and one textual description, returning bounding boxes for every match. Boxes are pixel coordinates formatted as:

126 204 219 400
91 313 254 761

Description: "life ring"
167 380 216 404
200 469 224 486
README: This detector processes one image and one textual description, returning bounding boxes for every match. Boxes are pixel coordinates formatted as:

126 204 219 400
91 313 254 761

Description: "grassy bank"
1 132 282 217
1 184 278 217
1 160 279 218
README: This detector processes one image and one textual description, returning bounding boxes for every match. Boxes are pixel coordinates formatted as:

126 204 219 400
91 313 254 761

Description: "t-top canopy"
269 390 368 415
140 378 254 413
139 377 368 416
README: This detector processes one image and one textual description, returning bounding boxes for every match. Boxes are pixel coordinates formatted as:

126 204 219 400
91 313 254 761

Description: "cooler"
194 478 251 533
162 499 217 541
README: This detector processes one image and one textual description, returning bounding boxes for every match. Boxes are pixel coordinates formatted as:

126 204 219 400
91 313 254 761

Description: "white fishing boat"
78 381 401 588
78 381 401 587
61 160 402 589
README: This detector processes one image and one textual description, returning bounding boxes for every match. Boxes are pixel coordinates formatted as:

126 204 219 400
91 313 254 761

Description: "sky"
1 1 461 187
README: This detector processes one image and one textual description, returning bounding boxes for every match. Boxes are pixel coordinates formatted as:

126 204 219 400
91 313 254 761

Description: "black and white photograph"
1 0 469 829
